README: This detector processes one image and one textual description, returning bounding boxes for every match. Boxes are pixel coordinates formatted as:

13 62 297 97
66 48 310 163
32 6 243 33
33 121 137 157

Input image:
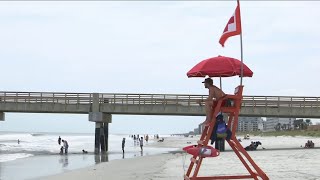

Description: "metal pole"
239 0 244 86
240 33 244 85
220 76 222 90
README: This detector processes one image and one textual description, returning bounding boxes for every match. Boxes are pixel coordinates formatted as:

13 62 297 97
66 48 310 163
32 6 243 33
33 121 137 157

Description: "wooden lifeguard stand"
184 85 269 180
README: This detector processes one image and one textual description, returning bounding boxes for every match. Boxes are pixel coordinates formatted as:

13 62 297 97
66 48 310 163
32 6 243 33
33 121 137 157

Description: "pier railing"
101 94 320 108
0 91 319 108
0 92 93 104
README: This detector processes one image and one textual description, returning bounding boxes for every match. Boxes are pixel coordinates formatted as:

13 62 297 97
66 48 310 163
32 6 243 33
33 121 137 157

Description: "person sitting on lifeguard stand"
201 78 225 124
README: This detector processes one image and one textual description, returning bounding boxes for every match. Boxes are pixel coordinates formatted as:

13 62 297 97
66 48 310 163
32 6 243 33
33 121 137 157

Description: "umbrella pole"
220 76 222 90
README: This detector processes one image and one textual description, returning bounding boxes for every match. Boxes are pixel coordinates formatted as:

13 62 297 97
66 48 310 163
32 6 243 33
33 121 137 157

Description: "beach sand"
41 135 320 180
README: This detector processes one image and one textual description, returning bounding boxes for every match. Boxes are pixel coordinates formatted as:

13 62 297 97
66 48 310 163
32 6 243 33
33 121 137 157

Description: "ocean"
0 132 176 180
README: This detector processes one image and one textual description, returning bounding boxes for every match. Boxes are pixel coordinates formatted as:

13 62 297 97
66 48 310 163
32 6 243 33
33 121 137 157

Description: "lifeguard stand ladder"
184 86 269 180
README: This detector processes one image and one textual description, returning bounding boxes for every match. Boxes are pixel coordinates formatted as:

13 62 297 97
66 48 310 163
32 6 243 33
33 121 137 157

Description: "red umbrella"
187 55 253 78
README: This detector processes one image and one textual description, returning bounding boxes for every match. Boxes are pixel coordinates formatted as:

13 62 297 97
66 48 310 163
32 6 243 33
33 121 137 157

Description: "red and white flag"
219 1 242 47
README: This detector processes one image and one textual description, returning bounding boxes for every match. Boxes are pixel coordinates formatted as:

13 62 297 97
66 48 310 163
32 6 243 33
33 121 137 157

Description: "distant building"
199 124 204 134
265 117 295 131
265 118 279 132
194 128 200 135
258 120 264 131
237 117 263 132
262 121 267 131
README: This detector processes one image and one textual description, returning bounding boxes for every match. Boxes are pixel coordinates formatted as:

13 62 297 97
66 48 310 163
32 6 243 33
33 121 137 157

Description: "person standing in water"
122 138 126 154
62 140 69 154
58 136 61 145
139 137 144 152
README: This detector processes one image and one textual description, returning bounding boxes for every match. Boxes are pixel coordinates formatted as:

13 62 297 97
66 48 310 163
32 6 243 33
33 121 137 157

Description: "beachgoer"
82 149 88 154
311 140 315 148
245 141 262 151
58 136 61 145
146 134 149 143
202 78 225 124
60 146 64 155
122 138 126 153
305 141 309 148
305 140 315 148
62 140 69 154
139 137 144 152
18 139 20 144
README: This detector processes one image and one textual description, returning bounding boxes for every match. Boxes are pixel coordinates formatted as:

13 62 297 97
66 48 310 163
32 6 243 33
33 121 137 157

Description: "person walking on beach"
62 140 69 154
58 136 61 145
122 138 126 153
139 137 144 152
201 78 225 124
145 134 149 143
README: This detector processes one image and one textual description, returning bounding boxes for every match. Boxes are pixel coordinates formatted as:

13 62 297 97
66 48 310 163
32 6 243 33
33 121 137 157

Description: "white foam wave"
0 133 166 162
0 153 34 162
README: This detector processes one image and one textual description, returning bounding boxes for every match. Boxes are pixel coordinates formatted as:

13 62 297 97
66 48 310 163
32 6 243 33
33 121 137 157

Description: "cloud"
0 1 319 133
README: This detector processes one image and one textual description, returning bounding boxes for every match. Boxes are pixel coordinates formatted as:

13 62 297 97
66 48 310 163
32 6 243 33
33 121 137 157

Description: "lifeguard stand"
184 85 269 180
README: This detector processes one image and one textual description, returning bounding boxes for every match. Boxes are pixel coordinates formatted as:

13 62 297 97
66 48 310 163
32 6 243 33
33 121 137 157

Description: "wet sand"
0 142 176 180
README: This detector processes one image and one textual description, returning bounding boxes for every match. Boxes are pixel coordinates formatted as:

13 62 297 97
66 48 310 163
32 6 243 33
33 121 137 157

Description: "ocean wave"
0 149 55 155
0 153 34 162
0 140 22 143
30 133 45 136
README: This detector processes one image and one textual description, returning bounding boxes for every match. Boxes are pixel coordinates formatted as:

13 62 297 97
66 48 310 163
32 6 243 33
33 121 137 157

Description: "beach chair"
184 86 269 180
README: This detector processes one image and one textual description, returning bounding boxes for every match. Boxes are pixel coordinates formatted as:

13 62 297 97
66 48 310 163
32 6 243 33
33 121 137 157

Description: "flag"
219 1 242 47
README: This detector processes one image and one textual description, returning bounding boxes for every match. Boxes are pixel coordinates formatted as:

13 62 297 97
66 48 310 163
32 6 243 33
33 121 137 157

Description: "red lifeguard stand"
184 86 269 180
185 56 269 180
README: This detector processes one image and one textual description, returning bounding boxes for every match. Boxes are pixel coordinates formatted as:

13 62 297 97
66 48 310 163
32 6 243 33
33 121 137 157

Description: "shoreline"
1 145 179 180
2 135 320 179
41 135 320 180
0 134 182 180
41 148 320 180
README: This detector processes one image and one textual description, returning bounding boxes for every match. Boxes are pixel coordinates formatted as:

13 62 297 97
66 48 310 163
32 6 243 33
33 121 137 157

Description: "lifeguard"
202 78 225 124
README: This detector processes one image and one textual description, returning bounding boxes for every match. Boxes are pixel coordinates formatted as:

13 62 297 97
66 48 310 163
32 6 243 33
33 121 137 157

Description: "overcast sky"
0 1 319 134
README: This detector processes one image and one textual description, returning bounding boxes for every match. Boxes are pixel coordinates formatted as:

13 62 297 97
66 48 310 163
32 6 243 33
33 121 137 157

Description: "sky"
0 1 319 134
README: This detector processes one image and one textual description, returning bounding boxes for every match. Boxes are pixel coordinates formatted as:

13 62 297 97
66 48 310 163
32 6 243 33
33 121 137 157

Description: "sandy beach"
41 135 320 180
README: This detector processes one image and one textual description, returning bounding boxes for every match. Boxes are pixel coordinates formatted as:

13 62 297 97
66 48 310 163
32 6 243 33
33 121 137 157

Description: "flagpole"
238 0 244 86
240 30 244 86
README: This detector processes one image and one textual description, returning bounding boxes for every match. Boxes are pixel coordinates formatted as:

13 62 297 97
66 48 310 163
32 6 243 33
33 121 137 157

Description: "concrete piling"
89 93 112 154
0 112 5 121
